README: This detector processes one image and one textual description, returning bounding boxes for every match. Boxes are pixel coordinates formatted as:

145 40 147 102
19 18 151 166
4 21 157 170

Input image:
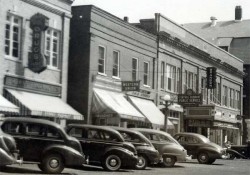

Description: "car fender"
41 144 85 166
197 147 221 155
226 148 247 159
103 146 135 158
0 148 16 165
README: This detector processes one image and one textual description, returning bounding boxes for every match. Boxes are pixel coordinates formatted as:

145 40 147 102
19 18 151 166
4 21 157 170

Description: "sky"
72 0 250 24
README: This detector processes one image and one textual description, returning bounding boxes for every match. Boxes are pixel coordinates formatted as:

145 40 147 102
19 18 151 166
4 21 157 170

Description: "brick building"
134 14 244 145
68 5 173 129
0 0 82 126
183 6 250 143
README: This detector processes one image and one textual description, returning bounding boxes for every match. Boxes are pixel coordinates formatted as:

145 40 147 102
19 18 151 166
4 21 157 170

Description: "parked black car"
111 126 159 170
1 117 86 174
225 140 250 159
133 128 187 167
66 124 138 171
0 128 22 166
174 132 226 164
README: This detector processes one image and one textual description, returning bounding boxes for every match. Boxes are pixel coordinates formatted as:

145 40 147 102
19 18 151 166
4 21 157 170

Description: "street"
1 159 249 175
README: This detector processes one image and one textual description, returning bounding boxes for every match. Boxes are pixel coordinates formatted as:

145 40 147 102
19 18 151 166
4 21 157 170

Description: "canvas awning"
0 94 19 113
6 89 83 120
128 96 174 129
92 88 145 121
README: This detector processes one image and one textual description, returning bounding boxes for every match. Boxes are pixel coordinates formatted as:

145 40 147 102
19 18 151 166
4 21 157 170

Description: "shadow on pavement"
0 166 74 174
179 161 224 166
71 165 134 172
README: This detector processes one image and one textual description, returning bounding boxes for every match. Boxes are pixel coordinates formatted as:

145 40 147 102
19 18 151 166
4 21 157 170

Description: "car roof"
67 124 122 135
174 132 204 137
132 128 171 135
3 117 62 129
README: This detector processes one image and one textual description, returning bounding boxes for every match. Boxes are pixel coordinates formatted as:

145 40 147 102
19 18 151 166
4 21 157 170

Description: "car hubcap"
109 158 117 167
201 155 206 161
165 157 172 163
50 159 59 168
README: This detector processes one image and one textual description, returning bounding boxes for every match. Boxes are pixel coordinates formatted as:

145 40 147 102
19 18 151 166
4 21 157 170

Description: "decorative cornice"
21 0 70 16
158 31 244 77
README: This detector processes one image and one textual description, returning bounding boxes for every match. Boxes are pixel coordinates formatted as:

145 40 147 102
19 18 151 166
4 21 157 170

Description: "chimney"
235 6 242 21
210 16 217 27
123 16 129 22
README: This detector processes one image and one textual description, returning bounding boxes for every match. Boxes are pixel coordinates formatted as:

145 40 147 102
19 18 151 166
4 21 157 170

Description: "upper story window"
201 77 207 101
160 61 165 89
45 29 60 68
166 64 176 92
5 14 22 59
132 58 138 81
223 85 228 106
176 68 181 93
98 46 106 74
230 88 235 108
235 90 240 110
112 51 120 78
143 62 149 86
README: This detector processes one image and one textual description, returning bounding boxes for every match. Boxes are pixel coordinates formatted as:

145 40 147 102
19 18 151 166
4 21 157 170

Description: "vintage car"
226 140 250 159
111 126 160 170
0 128 22 166
174 132 226 164
1 117 86 174
132 128 187 167
66 124 138 171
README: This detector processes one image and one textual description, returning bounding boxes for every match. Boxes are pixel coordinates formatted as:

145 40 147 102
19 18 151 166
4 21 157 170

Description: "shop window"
132 58 138 81
143 62 149 86
5 13 22 59
112 51 120 77
45 29 60 68
98 46 106 74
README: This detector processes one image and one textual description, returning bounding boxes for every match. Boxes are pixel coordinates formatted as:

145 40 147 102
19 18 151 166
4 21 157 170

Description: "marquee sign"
28 13 49 73
178 89 202 107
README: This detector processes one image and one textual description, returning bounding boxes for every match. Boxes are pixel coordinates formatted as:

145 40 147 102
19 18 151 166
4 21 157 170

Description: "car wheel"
135 154 148 170
40 153 64 174
162 156 176 167
197 152 209 164
102 154 122 171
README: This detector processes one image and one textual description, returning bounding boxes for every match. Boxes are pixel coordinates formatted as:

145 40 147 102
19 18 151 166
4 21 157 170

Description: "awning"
0 95 19 113
92 88 145 121
168 103 183 112
6 89 83 120
128 96 174 129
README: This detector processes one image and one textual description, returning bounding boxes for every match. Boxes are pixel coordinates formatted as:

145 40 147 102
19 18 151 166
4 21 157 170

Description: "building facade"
68 5 173 129
0 0 82 126
135 14 244 145
183 6 250 143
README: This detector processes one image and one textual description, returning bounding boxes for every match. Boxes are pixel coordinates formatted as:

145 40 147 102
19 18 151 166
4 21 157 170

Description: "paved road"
1 159 250 175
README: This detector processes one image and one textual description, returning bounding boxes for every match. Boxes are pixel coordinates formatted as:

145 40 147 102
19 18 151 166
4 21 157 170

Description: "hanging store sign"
121 81 140 91
28 13 49 73
206 67 217 89
178 89 202 107
188 119 212 127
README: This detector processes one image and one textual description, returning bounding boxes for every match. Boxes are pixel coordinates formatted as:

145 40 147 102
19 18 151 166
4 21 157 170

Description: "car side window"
68 127 82 138
47 126 62 139
2 122 23 135
25 123 46 137
120 132 141 143
87 129 100 139
158 134 172 142
186 136 199 144
102 131 119 141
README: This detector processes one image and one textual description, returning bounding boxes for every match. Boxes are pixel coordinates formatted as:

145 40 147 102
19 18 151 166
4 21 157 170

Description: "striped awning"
0 94 19 114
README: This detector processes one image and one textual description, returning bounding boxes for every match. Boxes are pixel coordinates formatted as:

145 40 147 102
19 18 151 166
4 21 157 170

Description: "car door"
1 121 27 158
23 123 65 162
176 135 199 156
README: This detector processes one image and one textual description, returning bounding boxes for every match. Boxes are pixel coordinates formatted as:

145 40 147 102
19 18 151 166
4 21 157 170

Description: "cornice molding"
158 31 244 78
21 0 71 17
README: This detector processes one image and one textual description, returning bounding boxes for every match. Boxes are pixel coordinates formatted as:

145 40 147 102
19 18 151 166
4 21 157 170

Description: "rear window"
2 122 23 135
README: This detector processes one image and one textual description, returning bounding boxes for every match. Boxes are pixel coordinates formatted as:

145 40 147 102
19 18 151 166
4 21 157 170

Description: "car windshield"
160 132 181 145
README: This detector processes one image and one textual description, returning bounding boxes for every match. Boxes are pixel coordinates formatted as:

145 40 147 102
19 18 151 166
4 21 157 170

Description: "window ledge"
112 76 120 80
97 72 107 76
143 84 151 88
46 66 61 72
5 56 22 63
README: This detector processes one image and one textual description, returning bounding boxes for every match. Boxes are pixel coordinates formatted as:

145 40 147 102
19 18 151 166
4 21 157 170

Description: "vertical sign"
206 67 217 89
28 13 49 73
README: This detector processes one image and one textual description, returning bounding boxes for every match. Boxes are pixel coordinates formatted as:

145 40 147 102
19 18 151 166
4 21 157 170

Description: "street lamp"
163 94 173 132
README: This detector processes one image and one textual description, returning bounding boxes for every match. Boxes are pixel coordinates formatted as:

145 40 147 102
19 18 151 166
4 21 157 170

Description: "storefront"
184 105 241 146
3 76 83 127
